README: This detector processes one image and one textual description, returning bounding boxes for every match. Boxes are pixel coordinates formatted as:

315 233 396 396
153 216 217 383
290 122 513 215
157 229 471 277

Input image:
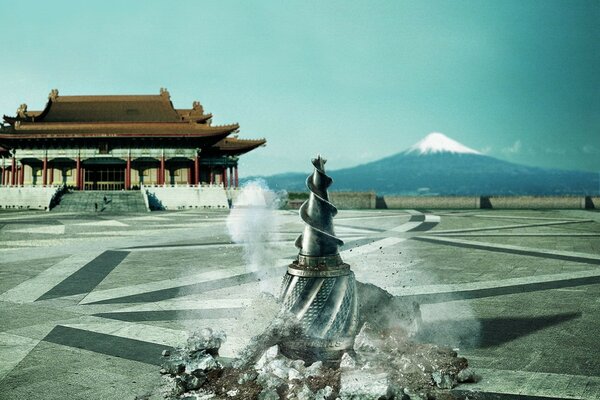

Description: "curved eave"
207 138 267 156
177 111 213 123
3 99 55 123
6 122 239 138
195 113 213 123
3 115 33 124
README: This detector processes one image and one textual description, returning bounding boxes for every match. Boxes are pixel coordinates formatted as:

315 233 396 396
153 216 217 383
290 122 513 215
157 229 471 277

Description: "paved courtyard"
0 207 599 399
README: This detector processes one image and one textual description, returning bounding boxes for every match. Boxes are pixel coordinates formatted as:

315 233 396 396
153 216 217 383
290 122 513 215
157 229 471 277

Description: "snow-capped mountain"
405 132 482 155
250 133 598 195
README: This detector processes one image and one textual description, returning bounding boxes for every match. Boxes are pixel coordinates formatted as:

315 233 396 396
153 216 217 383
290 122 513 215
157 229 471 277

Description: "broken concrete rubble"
158 317 473 400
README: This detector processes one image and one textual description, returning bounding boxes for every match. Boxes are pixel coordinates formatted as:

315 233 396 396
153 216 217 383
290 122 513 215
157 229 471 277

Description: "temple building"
0 88 265 191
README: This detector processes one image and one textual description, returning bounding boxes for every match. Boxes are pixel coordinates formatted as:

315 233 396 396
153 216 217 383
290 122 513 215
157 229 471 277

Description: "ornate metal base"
279 260 359 366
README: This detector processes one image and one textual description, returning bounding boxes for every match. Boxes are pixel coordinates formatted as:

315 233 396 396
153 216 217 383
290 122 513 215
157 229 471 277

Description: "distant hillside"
246 133 598 196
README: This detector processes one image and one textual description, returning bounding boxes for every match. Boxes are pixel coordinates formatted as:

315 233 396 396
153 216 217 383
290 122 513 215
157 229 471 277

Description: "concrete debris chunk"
256 369 285 389
290 359 305 372
339 353 356 369
353 323 379 354
339 369 392 400
457 367 475 383
258 388 279 400
182 373 204 391
186 328 225 357
160 360 186 375
255 345 280 370
172 377 186 396
305 360 323 377
189 353 219 372
315 385 334 400
296 384 315 400
432 371 456 389
268 358 291 380
237 371 258 385
288 367 303 381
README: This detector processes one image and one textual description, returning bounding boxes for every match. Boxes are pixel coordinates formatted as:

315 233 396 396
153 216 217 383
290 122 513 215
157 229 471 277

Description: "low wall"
144 185 229 210
482 196 586 209
286 192 599 210
381 196 480 209
0 186 62 210
330 191 377 210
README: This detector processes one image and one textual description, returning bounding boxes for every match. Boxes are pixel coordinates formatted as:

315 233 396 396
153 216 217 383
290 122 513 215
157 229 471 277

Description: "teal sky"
0 0 598 176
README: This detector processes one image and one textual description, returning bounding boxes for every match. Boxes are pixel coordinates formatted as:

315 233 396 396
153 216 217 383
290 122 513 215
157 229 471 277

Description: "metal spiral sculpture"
280 155 358 366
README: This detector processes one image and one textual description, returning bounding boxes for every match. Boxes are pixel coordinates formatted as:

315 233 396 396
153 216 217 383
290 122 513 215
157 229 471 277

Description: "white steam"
226 179 287 293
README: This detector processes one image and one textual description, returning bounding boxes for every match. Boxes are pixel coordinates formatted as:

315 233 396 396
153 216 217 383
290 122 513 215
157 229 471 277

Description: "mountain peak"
406 132 482 155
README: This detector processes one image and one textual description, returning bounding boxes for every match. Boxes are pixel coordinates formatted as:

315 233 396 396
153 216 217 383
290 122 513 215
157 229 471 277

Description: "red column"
0 167 4 186
160 156 165 185
75 157 81 190
194 155 200 186
222 167 227 188
234 166 239 188
42 157 48 186
11 156 16 186
19 165 24 185
187 167 192 185
125 156 131 190
49 166 54 185
81 167 85 190
209 168 214 184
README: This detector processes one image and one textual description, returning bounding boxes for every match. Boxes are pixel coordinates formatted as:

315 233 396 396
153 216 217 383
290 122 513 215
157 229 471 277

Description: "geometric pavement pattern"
0 208 599 399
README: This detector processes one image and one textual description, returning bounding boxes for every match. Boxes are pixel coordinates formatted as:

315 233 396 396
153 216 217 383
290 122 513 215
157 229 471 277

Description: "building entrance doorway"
84 166 125 190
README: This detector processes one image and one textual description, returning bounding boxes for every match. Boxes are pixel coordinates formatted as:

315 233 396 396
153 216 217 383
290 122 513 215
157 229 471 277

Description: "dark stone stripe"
89 267 286 304
408 215 425 222
434 234 600 237
431 219 592 234
451 389 572 400
94 307 244 322
125 241 233 250
407 222 439 232
43 325 170 366
0 219 64 225
399 274 600 304
37 250 130 301
413 236 600 265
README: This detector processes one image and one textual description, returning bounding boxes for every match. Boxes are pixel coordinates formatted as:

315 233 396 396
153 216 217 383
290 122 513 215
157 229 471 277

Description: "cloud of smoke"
416 300 482 350
226 179 287 293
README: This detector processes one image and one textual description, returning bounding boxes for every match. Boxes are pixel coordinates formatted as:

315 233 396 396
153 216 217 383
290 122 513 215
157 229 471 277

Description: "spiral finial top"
295 155 343 257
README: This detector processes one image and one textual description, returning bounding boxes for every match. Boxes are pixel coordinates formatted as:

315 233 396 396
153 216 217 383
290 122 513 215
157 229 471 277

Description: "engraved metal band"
297 253 343 268
287 263 350 277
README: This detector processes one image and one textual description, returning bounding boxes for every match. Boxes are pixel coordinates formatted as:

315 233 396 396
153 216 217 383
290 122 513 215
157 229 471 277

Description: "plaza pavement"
0 207 599 399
